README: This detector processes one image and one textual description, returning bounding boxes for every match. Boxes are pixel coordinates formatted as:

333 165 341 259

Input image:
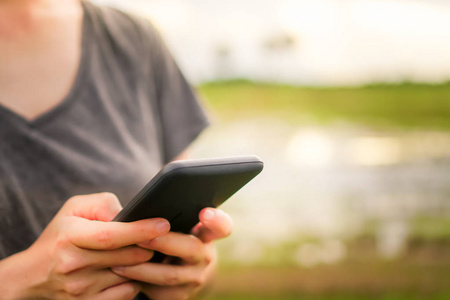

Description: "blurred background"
96 0 450 299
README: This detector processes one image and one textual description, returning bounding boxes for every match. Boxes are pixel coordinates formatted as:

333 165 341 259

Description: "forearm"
0 249 41 300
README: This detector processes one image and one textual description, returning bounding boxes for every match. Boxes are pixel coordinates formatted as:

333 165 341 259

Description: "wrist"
0 248 42 299
0 252 23 299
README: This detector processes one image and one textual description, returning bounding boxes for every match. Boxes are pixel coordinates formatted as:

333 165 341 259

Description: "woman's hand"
112 207 233 300
0 192 171 300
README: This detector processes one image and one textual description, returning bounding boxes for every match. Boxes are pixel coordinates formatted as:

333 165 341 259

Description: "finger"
194 208 233 243
94 282 140 300
84 246 155 269
53 245 155 275
62 268 131 296
112 263 204 287
138 233 206 265
66 217 170 250
142 284 199 300
63 193 123 222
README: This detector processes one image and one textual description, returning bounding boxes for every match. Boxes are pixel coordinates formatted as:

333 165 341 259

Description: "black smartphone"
113 156 263 234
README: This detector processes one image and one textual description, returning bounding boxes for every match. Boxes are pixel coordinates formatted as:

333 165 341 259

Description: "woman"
0 0 232 298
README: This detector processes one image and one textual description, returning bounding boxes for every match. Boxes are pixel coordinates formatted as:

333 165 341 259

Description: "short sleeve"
138 20 210 163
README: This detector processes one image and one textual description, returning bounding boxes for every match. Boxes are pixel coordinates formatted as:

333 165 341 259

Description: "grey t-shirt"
0 1 209 259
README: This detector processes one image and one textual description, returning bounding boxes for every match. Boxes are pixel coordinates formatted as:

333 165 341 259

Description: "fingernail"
138 240 151 247
112 266 124 273
138 238 159 248
203 208 215 221
156 220 170 233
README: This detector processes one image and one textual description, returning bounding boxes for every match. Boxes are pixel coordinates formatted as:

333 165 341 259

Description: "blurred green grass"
196 80 450 300
198 80 450 130
205 294 450 300
201 238 450 300
411 216 450 241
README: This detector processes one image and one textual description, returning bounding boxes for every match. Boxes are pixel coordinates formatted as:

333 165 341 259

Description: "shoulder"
82 1 163 58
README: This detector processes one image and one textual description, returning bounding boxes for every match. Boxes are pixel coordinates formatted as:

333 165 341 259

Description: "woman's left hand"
112 208 233 300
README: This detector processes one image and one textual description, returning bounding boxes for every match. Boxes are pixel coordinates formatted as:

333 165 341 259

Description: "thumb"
62 192 123 222
193 208 233 243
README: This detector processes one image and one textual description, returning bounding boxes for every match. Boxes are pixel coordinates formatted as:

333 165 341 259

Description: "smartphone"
113 156 263 234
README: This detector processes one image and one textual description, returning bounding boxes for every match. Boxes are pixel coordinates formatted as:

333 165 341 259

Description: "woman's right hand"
0 192 171 300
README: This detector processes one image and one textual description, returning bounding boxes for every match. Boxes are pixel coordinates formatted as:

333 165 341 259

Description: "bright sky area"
94 0 450 85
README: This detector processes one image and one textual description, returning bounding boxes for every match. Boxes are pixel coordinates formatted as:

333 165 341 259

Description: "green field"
201 238 450 300
196 81 450 300
206 295 450 300
198 80 450 130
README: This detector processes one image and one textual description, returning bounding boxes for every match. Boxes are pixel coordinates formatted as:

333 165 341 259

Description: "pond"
190 119 450 265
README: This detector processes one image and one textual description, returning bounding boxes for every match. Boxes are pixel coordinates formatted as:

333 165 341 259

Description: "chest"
0 7 82 121
0 73 163 247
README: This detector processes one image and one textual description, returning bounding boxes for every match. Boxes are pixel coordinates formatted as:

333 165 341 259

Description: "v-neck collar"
0 1 92 129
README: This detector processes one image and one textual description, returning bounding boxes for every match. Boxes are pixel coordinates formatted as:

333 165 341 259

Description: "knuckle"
54 251 83 275
53 237 82 275
163 267 182 285
63 279 88 297
99 192 119 204
94 229 116 249
55 231 71 250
